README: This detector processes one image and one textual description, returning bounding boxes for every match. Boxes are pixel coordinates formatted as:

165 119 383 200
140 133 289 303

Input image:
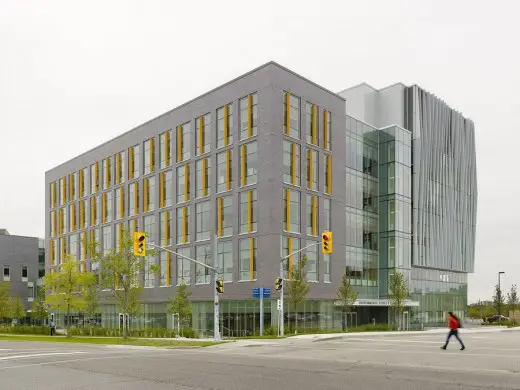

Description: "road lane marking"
0 352 86 361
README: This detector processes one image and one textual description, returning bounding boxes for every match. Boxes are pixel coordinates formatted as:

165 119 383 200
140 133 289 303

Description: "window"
177 206 190 244
282 236 300 278
176 164 190 203
79 199 89 229
160 211 171 247
102 157 112 190
49 240 55 266
159 130 172 169
196 113 211 155
69 203 77 232
239 93 258 139
115 187 124 220
195 158 211 198
195 244 211 284
59 237 66 263
389 200 396 230
306 149 318 190
160 251 171 287
60 176 67 205
240 141 257 186
216 150 232 193
306 195 318 236
283 141 300 186
159 170 172 208
144 214 156 245
79 232 87 261
115 151 125 185
69 234 78 259
144 138 155 175
89 229 100 270
69 172 77 201
283 189 300 233
61 207 68 234
128 219 138 235
128 182 139 216
389 237 396 267
102 226 112 255
283 92 301 139
79 168 89 198
90 196 99 226
323 109 331 150
3 266 10 281
239 190 257 233
218 241 233 282
177 247 191 285
217 104 233 148
128 145 140 180
50 181 57 208
91 162 99 193
177 122 191 162
143 177 156 212
101 191 112 224
50 210 57 237
217 196 233 237
324 198 331 231
195 201 211 241
388 163 395 193
306 241 318 282
324 254 331 282
239 238 256 281
306 103 318 145
324 154 332 194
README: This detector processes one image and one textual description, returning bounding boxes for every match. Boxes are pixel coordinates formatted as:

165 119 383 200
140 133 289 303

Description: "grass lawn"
0 335 220 348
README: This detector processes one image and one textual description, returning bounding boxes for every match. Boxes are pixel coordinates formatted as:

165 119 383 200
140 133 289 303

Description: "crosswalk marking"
0 352 86 361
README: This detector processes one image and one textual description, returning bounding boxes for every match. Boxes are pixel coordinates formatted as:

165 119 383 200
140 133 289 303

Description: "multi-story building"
45 62 477 334
0 229 45 313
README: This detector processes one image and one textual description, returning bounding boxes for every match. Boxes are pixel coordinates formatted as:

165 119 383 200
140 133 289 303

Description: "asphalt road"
1 330 519 389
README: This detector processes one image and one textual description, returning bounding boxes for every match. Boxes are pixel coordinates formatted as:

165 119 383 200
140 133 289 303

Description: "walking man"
441 312 465 350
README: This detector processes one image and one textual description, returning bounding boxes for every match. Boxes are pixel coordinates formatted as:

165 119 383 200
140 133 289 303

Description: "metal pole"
260 287 264 336
213 235 220 342
280 258 284 337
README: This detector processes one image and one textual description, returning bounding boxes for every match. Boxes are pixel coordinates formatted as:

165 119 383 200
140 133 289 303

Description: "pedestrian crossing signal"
216 280 224 294
133 232 146 257
275 278 283 291
321 231 332 254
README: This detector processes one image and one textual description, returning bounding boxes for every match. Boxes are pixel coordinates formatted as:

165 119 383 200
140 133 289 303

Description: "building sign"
334 299 420 307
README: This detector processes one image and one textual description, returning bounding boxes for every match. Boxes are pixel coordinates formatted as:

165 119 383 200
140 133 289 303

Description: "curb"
105 345 159 351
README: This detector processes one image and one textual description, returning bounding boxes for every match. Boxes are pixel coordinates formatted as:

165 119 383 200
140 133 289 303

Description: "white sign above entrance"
334 299 420 307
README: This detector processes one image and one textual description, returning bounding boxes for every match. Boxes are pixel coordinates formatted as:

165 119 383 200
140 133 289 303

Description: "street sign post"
251 287 270 336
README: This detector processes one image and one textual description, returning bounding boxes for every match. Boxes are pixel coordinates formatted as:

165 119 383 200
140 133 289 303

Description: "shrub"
0 325 49 335
67 326 198 338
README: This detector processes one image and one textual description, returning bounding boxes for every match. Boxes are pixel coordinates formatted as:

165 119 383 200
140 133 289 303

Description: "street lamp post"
498 271 505 316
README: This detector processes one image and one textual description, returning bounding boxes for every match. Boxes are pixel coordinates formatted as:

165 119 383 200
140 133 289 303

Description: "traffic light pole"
279 241 320 337
148 239 221 342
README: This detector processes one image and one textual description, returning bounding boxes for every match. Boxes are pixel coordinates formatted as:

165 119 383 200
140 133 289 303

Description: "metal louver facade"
406 86 477 273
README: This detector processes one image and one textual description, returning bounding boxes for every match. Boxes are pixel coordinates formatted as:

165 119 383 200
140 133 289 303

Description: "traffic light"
275 277 283 291
321 231 332 254
216 280 224 294
133 232 146 257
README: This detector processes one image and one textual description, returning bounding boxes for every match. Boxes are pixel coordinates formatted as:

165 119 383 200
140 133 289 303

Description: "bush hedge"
0 325 49 335
67 327 197 338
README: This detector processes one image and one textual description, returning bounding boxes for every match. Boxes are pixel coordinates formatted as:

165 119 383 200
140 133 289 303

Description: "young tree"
90 229 156 338
168 282 192 335
336 273 358 331
43 254 96 337
83 282 100 328
493 284 505 316
507 285 518 324
30 287 49 324
389 271 410 330
0 282 13 321
11 297 27 323
286 256 310 334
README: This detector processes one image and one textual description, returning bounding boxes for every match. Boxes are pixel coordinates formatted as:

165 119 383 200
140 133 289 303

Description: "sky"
1 0 518 303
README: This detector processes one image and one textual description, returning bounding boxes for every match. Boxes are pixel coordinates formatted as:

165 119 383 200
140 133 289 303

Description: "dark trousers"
50 327 55 336
444 329 464 348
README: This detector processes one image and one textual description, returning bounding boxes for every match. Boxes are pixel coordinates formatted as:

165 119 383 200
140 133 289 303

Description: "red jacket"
449 317 459 330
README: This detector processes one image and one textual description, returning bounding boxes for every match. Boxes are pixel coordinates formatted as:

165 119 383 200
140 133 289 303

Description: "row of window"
49 93 259 209
49 234 331 286
2 265 29 282
283 92 332 150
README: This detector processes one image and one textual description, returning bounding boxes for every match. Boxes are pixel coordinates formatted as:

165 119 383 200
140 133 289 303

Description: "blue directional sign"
263 288 271 298
252 288 260 298
253 288 270 299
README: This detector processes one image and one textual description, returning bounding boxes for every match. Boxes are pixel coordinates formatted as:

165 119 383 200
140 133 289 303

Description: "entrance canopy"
334 299 420 307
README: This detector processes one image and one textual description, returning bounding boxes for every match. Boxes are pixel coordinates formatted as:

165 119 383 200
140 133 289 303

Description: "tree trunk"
66 304 71 338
